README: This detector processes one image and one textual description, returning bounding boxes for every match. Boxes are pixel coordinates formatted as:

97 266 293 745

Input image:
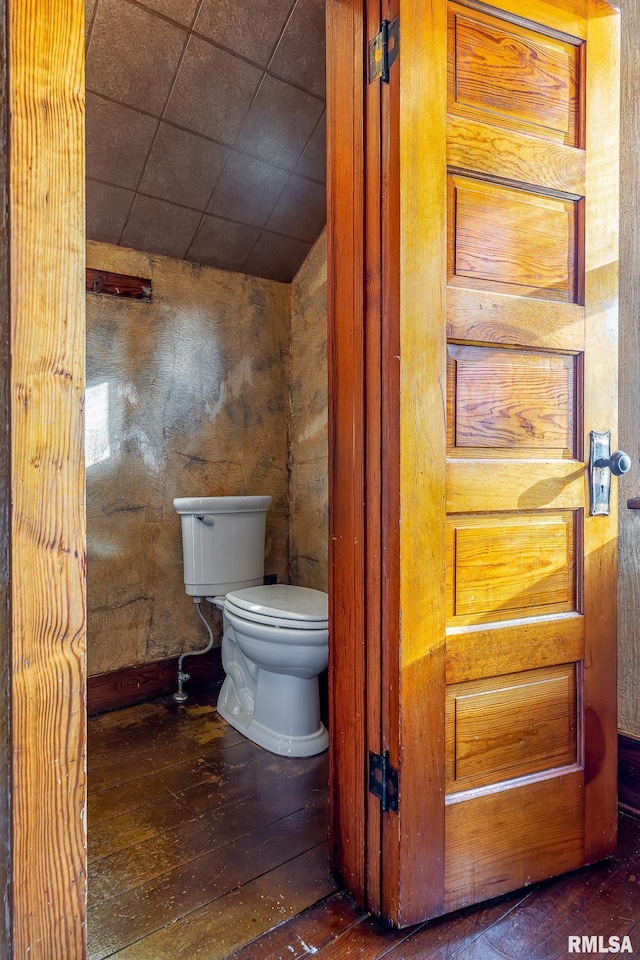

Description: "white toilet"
173 495 329 757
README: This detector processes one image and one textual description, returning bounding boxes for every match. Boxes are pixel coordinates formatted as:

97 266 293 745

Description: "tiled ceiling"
85 0 326 283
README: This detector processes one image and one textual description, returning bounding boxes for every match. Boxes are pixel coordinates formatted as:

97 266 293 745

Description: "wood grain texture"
326 0 368 903
386 0 448 926
87 693 334 959
617 0 640 741
447 460 584 513
442 0 617 922
379 0 401 923
447 345 577 456
0 3 9 955
219 811 640 959
446 115 585 195
581 0 620 863
447 287 584 351
446 613 584 684
86 268 152 300
446 664 577 790
448 174 581 302
444 769 584 911
448 2 583 146
365 0 383 918
9 0 86 956
446 511 577 624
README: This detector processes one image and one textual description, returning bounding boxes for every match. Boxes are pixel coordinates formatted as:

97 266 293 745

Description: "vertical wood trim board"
0 3 10 955
8 1 87 957
389 0 448 925
326 0 368 903
582 0 620 862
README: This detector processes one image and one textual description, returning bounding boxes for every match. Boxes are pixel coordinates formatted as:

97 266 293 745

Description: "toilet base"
218 698 328 757
217 672 328 757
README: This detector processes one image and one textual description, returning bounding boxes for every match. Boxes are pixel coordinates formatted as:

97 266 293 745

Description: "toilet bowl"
173 496 329 757
216 584 329 757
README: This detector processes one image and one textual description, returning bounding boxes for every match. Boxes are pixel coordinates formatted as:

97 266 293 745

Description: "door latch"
589 430 631 516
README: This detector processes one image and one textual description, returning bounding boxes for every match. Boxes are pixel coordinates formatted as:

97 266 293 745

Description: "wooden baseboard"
618 733 640 816
87 647 224 716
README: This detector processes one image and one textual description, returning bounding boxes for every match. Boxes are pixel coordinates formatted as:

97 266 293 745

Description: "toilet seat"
224 584 328 632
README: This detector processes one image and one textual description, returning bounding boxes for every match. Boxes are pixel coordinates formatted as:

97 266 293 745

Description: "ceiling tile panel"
136 0 200 27
139 123 229 209
187 215 261 272
164 36 263 144
86 0 186 116
269 0 326 98
294 113 326 183
265 174 326 242
86 0 98 38
244 231 312 284
194 0 293 67
86 181 134 244
86 94 158 189
85 0 328 283
207 153 289 228
121 195 202 259
235 75 324 170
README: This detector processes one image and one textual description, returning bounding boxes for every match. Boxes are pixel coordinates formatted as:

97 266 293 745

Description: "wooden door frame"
1 1 87 955
326 0 391 915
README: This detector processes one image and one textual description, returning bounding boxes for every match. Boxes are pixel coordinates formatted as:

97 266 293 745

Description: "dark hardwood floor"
88 686 640 959
87 684 337 959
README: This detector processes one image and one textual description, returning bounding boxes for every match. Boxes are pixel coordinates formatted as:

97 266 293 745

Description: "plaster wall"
288 232 328 593
86 241 290 676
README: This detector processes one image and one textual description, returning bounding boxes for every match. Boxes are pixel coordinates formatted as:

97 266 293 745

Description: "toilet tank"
173 495 272 597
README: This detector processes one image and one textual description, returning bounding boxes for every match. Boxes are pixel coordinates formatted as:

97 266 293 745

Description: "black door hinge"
368 16 399 84
369 750 399 812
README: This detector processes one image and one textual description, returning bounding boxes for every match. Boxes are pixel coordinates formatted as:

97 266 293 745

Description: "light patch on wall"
85 381 111 467
205 357 255 422
117 381 139 405
298 410 328 444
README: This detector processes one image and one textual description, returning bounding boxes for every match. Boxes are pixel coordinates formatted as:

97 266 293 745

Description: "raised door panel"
448 175 583 302
447 345 580 458
447 2 584 145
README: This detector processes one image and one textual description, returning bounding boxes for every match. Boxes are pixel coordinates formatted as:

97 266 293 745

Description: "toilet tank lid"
173 495 272 514
225 584 328 622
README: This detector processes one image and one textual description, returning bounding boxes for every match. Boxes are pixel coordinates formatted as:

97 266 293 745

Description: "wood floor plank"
88 693 224 757
107 843 339 960
88 800 329 960
89 737 249 827
89 734 324 827
381 895 528 960
224 891 365 960
89 746 326 862
89 765 328 909
89 699 245 793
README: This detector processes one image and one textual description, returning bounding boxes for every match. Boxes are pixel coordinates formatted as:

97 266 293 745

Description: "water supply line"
173 599 215 703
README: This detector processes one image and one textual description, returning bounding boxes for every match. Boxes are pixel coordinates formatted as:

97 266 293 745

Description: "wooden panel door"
326 0 621 929
390 0 619 924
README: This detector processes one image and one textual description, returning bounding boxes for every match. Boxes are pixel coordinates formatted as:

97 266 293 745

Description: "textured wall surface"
86 241 290 676
288 231 328 592
618 0 640 739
